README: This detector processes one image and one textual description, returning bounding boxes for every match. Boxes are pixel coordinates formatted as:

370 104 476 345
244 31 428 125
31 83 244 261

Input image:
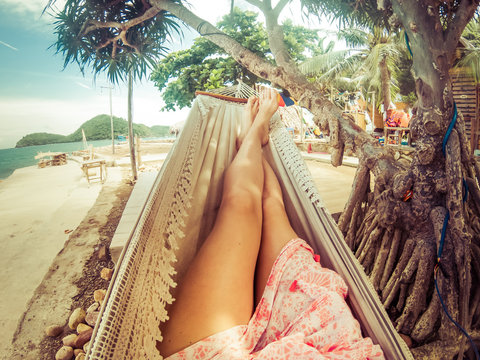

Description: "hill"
15 115 170 148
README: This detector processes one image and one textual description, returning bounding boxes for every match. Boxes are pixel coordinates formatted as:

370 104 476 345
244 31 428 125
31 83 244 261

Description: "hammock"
86 91 414 360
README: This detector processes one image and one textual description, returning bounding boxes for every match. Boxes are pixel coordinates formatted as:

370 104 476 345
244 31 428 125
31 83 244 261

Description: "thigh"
159 191 262 357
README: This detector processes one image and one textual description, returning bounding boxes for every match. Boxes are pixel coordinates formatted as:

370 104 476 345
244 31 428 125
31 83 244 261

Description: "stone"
399 333 413 348
74 328 93 349
97 245 108 260
93 289 106 304
83 340 90 353
45 325 63 337
76 323 92 334
62 334 78 347
86 302 99 314
100 267 113 281
55 346 74 360
68 308 86 330
73 349 84 356
85 311 100 327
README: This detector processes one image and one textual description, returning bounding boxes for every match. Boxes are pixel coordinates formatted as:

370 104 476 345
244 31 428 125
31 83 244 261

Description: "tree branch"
273 0 290 18
445 0 480 52
153 0 395 173
80 6 161 37
78 5 161 55
80 20 123 37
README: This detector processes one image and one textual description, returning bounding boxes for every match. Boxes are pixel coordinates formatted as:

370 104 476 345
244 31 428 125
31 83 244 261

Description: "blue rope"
405 31 413 57
442 103 458 156
434 269 480 359
437 211 450 261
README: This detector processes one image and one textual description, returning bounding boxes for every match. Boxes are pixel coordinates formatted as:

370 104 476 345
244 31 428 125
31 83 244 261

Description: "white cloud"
0 0 46 15
0 0 63 31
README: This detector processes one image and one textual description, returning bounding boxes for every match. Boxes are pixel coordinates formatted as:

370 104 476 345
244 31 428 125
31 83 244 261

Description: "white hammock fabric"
86 94 413 360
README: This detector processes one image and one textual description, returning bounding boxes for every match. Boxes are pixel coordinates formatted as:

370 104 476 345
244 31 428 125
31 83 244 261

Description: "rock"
62 334 78 347
85 311 100 327
55 346 74 360
73 349 84 356
74 328 93 349
100 267 113 281
93 289 106 304
75 353 86 360
97 245 108 260
399 333 413 348
68 308 86 330
83 340 90 353
86 302 99 314
45 324 63 337
77 323 92 334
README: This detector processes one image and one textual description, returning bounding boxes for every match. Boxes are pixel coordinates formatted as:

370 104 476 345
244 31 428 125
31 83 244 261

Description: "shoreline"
0 138 177 181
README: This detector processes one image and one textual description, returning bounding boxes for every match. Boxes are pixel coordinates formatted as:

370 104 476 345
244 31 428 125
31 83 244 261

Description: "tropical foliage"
299 25 417 110
50 0 182 83
456 17 480 83
150 8 321 110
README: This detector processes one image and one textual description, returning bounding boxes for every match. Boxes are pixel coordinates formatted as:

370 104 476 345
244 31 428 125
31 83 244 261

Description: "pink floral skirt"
167 238 384 359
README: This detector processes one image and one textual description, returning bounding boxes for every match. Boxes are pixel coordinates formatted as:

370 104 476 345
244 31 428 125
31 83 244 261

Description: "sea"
0 138 171 180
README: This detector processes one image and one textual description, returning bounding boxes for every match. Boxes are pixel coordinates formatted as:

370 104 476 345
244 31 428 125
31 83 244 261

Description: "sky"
0 0 328 149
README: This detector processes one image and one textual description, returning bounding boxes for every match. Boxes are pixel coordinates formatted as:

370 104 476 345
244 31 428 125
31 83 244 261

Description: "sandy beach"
0 140 356 359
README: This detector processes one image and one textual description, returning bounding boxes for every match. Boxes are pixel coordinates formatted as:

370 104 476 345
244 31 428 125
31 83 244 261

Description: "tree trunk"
379 55 391 112
128 71 137 181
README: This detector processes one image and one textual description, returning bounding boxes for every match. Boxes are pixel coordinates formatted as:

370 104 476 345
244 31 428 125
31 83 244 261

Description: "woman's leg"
159 90 278 357
255 157 298 305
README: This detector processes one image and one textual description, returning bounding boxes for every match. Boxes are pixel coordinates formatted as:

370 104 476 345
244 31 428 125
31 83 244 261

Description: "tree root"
357 226 384 264
396 239 435 334
380 228 402 291
338 164 370 233
345 201 362 249
355 213 378 254
411 292 440 343
369 229 392 291
411 339 459 360
382 237 415 307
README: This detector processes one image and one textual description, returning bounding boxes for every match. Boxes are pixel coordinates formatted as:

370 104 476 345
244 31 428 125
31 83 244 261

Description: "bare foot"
253 87 279 146
237 97 259 150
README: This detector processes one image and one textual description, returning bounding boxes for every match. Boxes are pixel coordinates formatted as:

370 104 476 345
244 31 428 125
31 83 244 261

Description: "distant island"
15 114 171 148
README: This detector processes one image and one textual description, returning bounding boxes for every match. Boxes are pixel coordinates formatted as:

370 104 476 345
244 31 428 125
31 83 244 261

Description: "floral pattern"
167 238 384 360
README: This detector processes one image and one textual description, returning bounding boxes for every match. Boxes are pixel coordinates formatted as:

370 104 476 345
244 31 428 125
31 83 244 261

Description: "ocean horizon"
0 137 172 180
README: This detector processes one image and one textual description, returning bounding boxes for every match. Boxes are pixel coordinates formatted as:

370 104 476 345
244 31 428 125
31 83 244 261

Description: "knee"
221 187 261 215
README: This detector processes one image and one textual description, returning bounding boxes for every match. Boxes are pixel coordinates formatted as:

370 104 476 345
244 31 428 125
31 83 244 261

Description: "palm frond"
299 49 353 75
456 48 480 83
337 28 369 48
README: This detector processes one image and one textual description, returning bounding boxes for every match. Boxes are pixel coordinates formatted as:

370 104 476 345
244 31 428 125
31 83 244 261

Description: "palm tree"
49 0 182 179
299 26 403 126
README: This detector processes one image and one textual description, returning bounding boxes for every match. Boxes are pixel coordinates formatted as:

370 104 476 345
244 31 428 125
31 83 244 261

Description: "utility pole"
101 85 115 154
